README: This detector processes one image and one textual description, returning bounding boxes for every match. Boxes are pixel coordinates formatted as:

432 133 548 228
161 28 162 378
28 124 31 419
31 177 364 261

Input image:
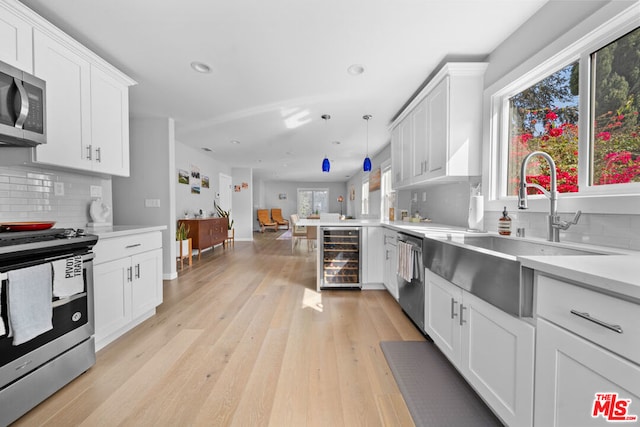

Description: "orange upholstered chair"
257 209 278 232
271 208 289 229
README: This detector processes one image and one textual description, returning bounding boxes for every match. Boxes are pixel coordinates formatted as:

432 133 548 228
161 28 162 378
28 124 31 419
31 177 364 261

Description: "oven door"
0 252 94 388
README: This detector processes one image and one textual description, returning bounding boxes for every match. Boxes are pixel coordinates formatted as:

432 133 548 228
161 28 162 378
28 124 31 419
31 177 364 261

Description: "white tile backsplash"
483 210 640 250
0 165 112 228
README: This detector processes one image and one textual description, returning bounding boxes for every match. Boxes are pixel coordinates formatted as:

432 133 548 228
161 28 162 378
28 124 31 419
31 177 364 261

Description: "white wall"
174 141 232 218
113 117 176 278
346 145 390 219
231 167 253 240
257 180 348 227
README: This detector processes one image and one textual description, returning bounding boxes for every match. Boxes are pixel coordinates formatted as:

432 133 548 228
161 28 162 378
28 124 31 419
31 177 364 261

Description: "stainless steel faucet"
518 151 581 242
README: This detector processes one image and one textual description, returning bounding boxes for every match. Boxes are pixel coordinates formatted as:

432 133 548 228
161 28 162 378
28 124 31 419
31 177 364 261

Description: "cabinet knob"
86 145 93 160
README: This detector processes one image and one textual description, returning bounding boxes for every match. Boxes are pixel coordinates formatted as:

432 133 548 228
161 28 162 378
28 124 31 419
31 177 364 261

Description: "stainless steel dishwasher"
397 233 424 332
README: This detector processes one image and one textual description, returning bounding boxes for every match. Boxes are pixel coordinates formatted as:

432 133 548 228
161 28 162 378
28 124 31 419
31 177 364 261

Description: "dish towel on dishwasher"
397 241 415 282
52 256 84 297
7 264 53 346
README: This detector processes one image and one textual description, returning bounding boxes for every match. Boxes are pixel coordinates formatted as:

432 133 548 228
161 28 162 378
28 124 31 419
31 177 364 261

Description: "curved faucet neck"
519 151 558 210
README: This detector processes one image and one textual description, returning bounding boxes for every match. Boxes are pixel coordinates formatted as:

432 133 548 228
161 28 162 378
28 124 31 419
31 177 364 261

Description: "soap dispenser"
498 206 512 236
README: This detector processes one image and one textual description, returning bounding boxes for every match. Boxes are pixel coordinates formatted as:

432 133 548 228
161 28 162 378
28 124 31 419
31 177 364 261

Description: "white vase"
176 239 190 257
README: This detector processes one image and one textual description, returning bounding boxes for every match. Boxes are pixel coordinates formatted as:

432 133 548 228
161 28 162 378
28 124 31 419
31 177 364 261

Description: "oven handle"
52 292 87 308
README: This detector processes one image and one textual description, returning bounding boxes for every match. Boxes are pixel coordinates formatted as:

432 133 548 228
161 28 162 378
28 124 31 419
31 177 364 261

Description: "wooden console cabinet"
178 218 228 259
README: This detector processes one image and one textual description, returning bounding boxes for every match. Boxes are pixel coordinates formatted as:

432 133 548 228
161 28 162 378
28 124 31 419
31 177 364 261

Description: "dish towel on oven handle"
52 256 84 298
7 264 53 346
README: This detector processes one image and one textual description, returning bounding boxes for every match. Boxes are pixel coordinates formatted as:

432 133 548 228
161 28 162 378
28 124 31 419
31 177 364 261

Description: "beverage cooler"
320 227 361 289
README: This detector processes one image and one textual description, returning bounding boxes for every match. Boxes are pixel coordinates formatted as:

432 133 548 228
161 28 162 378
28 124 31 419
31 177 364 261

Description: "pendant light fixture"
363 114 372 172
321 114 331 172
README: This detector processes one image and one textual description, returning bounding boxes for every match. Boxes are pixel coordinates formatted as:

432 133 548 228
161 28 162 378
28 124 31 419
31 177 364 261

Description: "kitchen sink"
460 235 612 257
423 235 614 318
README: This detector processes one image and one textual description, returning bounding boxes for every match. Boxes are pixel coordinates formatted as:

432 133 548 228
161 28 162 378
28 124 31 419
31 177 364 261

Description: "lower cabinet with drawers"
92 229 163 351
534 274 640 427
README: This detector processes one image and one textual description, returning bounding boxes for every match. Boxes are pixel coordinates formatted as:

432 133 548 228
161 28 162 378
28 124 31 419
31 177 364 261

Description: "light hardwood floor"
15 230 425 426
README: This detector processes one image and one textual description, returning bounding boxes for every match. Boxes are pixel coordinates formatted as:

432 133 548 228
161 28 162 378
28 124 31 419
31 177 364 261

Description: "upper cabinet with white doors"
0 1 32 72
390 63 487 189
0 0 135 176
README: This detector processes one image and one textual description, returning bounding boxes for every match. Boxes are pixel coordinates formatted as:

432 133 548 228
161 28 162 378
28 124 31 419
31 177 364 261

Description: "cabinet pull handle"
127 266 132 282
86 144 93 160
135 264 140 279
570 309 623 334
95 147 101 163
14 78 29 129
451 298 458 319
460 304 467 326
125 244 141 249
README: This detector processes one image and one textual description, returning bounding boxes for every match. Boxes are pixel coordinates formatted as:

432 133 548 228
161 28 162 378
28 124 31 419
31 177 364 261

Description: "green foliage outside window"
507 27 640 195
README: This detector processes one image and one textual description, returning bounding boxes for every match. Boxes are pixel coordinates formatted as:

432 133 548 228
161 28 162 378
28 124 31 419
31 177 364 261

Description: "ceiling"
20 0 548 182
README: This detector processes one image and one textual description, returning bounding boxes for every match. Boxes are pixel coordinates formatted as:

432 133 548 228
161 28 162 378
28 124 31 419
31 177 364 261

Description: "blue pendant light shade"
363 156 372 171
321 114 331 173
363 114 373 172
322 156 331 172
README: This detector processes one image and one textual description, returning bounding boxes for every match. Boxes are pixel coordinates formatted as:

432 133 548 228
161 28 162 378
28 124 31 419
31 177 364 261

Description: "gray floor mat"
380 341 504 427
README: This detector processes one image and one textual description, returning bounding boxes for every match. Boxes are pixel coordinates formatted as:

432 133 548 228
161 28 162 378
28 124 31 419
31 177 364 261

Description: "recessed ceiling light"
202 147 212 152
230 140 240 144
190 61 211 73
347 64 365 76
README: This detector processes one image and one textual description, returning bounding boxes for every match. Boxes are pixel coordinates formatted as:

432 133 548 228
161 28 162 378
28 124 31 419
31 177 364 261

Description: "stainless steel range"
0 228 98 426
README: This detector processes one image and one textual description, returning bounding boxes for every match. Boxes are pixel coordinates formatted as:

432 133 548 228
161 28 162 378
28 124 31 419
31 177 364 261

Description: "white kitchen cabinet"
89 64 130 176
391 126 403 187
534 274 640 427
425 76 447 177
93 231 163 351
362 226 383 286
32 28 133 176
411 98 428 180
425 270 535 427
0 2 32 72
426 269 463 362
382 230 398 299
32 29 92 171
390 63 487 189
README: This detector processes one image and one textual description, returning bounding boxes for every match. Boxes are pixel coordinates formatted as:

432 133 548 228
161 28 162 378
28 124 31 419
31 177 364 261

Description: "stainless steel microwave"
0 60 46 146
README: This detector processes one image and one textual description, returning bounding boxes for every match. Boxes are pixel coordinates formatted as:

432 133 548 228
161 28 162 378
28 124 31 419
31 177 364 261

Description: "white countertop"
520 254 640 302
87 225 167 239
382 220 470 236
381 220 640 302
294 216 640 301
295 218 382 227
